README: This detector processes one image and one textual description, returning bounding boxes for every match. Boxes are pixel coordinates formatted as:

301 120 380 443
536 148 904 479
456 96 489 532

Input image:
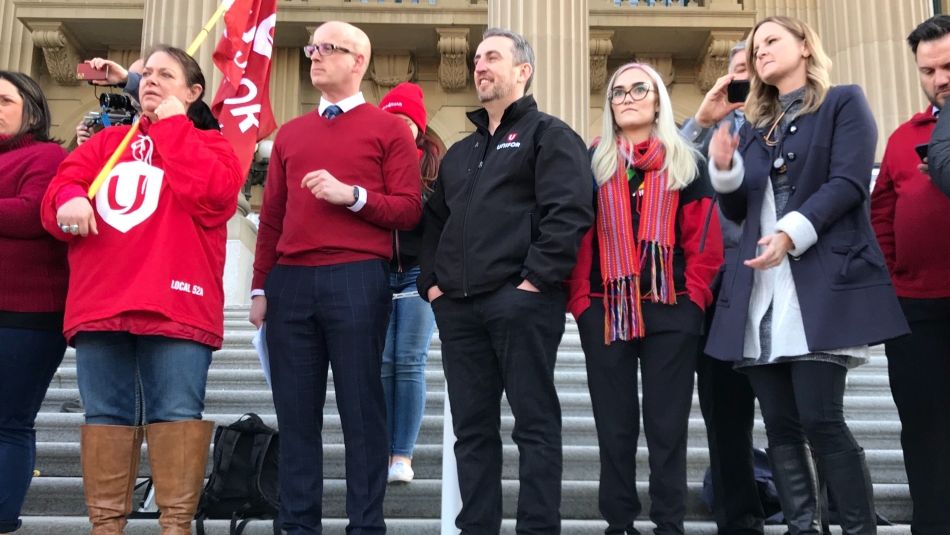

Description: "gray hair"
482 27 536 92
728 41 747 70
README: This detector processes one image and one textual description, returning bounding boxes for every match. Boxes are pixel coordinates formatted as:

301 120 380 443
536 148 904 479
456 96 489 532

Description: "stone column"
141 0 225 91
816 0 932 158
0 0 34 72
488 0 590 138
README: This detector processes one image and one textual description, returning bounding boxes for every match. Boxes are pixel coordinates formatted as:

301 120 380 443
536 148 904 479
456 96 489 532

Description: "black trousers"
885 297 950 535
577 304 699 535
433 283 567 535
696 354 765 535
743 361 859 456
265 261 392 535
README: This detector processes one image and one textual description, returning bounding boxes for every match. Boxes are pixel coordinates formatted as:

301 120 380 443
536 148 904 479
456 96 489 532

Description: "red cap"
379 82 427 133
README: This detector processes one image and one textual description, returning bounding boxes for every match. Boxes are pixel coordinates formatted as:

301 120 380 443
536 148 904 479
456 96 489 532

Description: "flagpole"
186 0 235 56
87 0 235 199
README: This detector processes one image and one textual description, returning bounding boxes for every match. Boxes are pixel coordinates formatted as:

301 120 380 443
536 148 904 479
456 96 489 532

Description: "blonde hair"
591 63 700 190
744 16 832 127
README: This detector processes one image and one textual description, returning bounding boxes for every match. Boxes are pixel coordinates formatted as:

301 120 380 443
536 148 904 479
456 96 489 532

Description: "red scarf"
596 136 679 343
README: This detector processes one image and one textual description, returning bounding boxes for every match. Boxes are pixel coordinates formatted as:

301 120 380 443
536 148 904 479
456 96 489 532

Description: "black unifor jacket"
417 95 594 300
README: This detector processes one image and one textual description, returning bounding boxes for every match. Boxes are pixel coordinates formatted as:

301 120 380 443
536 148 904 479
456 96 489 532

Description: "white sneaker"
387 460 414 484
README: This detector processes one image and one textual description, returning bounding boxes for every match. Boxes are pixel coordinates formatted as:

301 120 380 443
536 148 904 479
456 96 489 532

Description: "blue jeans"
75 332 212 425
381 267 435 458
0 327 66 533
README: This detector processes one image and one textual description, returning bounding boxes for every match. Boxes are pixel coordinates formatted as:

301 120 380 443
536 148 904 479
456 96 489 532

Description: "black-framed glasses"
609 84 654 104
303 43 353 58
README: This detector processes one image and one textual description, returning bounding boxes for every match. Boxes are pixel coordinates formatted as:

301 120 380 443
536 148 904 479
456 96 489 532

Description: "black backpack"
195 413 281 535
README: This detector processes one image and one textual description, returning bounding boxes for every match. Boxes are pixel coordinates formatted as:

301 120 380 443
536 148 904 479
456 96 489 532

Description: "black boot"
768 444 822 535
819 448 876 535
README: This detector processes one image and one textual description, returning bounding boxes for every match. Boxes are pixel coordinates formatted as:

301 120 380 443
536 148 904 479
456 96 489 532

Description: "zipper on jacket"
460 137 493 296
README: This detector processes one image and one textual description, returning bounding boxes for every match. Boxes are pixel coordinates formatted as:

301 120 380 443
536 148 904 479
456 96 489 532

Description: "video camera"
82 93 137 131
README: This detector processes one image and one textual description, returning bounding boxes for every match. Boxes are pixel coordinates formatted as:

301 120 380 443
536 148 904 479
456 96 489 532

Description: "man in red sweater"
249 20 422 534
870 15 950 535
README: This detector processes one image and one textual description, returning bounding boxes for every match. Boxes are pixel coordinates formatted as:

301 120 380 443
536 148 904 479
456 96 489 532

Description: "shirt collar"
318 92 366 116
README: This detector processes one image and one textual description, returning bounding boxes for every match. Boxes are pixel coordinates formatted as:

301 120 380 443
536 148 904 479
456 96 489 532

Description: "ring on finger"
69 224 80 234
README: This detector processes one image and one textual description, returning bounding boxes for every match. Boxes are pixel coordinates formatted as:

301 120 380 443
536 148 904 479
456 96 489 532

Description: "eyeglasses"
609 84 654 104
303 43 353 58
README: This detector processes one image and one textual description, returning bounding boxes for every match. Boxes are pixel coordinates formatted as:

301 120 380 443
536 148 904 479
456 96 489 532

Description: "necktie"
323 105 343 120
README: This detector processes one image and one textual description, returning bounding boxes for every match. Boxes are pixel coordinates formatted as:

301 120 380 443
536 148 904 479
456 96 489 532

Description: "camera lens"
99 93 133 110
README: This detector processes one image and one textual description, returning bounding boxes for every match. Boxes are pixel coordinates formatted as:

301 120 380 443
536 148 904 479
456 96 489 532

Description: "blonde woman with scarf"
565 63 724 535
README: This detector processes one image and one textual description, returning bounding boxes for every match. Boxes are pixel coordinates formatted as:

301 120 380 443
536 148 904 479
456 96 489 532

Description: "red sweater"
40 116 244 348
0 136 68 313
252 104 422 289
871 107 950 298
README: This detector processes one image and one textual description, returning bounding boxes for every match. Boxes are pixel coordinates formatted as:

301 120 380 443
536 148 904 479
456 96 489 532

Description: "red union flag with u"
210 0 278 175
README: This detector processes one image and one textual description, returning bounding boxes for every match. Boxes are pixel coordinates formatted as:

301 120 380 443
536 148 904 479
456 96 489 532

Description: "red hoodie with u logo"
41 115 244 348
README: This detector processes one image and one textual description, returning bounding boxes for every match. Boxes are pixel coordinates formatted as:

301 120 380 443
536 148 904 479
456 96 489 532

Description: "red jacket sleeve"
41 128 119 242
147 116 244 229
679 197 723 310
870 153 897 273
251 138 287 290
565 227 594 320
356 124 422 230
1 143 66 239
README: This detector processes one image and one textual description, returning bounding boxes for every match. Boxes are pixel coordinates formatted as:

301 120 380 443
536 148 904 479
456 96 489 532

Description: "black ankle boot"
819 448 876 535
767 443 822 535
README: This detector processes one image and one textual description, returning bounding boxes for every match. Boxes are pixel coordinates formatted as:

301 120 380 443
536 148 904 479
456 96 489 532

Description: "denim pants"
381 267 435 459
0 327 66 533
75 332 212 425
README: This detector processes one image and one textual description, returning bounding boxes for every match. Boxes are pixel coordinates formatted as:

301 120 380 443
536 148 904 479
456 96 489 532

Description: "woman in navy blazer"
707 16 908 535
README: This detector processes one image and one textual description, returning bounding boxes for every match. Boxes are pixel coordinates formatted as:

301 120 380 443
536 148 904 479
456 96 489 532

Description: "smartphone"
727 79 750 103
76 63 109 81
915 143 929 161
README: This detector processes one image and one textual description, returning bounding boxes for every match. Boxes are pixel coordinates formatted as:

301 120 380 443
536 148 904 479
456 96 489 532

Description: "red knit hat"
379 82 427 133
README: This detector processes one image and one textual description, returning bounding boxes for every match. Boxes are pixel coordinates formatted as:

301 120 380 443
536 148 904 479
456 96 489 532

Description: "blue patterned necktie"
322 105 343 120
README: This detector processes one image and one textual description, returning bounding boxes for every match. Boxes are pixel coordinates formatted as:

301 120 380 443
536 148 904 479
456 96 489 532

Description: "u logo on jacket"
96 159 165 233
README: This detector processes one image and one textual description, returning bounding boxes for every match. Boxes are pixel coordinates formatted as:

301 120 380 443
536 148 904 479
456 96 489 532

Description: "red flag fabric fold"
210 0 278 175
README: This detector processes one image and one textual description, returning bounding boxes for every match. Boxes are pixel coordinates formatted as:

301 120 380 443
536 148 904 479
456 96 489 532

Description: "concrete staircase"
19 305 911 534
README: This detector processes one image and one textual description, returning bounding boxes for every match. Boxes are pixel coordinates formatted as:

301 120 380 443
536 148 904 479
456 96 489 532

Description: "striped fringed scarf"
597 136 679 343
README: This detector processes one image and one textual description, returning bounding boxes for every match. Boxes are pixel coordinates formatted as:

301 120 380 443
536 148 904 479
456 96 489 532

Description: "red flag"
210 0 278 175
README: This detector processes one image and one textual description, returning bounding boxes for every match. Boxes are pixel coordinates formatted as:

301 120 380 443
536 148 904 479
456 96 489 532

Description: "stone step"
44 366 898 397
32 413 905 450
37 387 902 422
13 517 914 535
31 441 910 484
21 478 912 522
57 345 895 375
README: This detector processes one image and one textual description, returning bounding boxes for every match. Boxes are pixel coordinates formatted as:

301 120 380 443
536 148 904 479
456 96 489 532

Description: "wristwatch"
350 185 360 207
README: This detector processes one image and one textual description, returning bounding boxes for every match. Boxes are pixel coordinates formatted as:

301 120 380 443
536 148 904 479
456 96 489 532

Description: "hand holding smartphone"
727 79 750 104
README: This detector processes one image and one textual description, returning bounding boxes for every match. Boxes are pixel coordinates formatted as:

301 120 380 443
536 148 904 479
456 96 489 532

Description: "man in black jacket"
417 27 593 535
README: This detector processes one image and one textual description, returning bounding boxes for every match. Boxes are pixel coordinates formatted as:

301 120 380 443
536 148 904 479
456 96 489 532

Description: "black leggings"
744 360 860 456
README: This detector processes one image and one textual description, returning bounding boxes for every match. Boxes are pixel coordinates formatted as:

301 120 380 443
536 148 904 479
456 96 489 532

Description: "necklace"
763 98 801 147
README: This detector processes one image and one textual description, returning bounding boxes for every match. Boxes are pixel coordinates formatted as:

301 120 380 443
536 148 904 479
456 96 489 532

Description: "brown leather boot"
145 420 213 535
80 424 144 535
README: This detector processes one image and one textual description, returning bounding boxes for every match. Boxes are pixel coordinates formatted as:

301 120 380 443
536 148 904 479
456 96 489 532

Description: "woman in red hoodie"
41 45 243 534
566 62 723 535
0 71 67 534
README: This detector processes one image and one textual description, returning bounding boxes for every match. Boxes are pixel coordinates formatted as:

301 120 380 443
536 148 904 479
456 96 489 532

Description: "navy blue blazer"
705 85 909 361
